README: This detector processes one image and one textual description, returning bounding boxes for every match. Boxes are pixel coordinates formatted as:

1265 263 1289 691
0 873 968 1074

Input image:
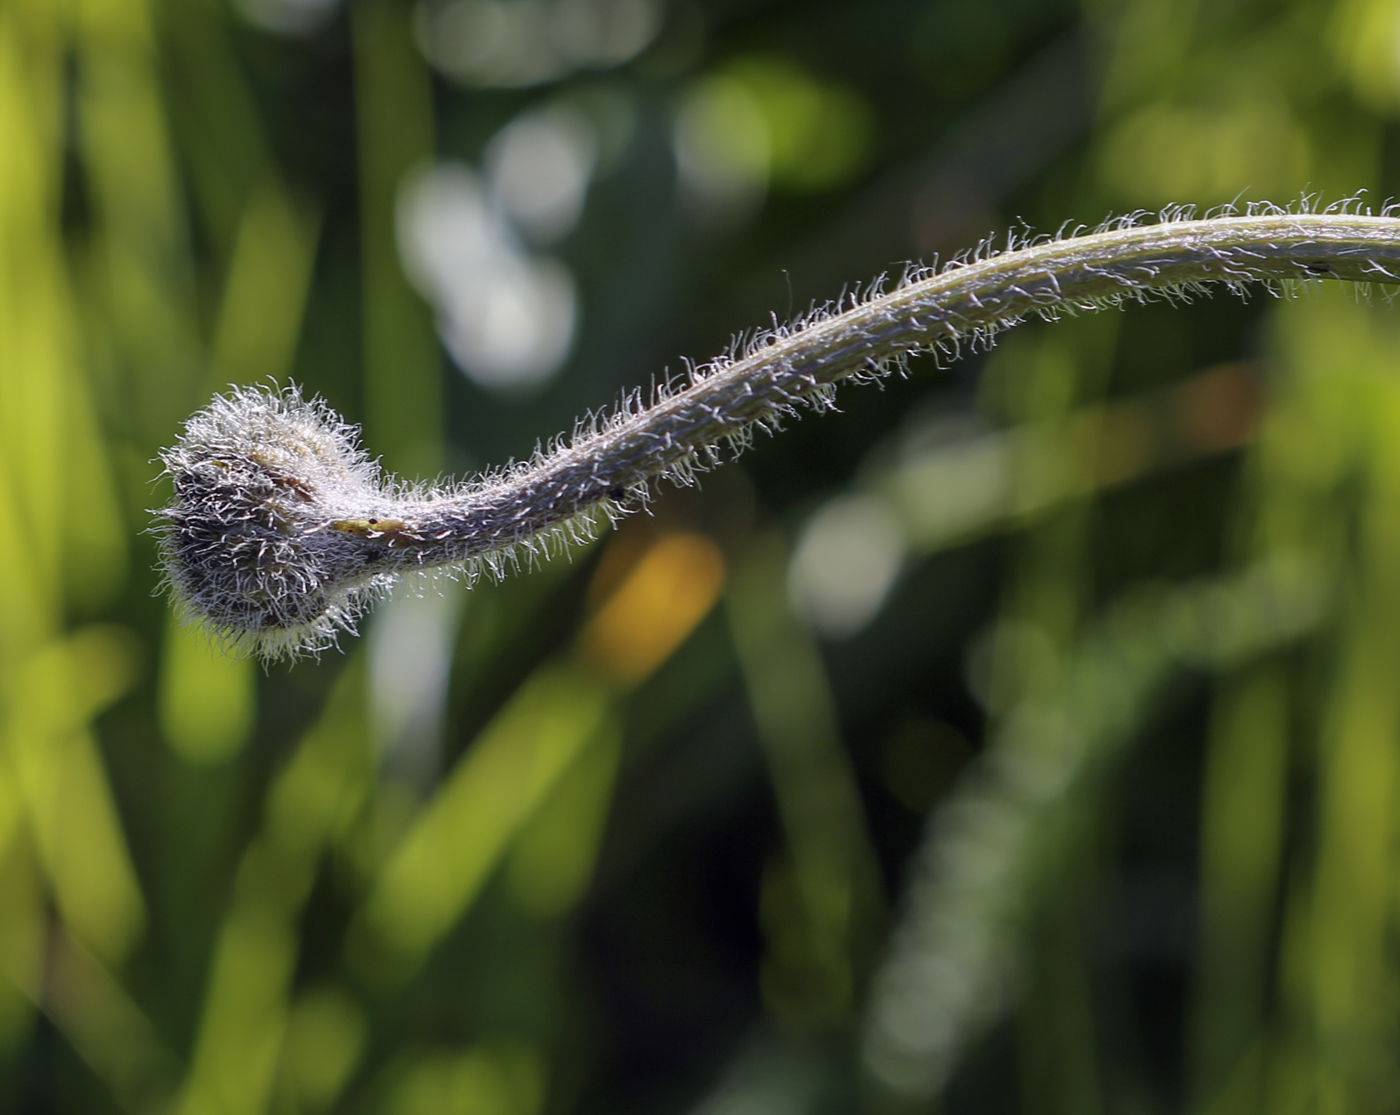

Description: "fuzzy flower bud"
154 387 411 658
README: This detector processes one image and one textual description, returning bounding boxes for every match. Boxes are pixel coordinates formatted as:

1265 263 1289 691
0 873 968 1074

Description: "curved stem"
156 210 1400 657
401 212 1400 558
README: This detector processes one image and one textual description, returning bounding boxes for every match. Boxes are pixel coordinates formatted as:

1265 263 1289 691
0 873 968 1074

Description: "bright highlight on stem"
154 205 1400 660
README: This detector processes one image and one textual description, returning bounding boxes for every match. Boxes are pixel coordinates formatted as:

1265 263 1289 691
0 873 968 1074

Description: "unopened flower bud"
155 386 408 659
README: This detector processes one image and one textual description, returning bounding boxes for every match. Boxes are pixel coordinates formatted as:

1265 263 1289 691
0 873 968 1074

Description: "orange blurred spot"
580 532 725 686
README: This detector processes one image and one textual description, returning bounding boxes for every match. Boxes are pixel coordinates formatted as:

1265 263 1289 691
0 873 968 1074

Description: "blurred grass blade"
210 180 321 391
177 660 371 1115
9 629 144 964
1287 305 1400 1109
76 0 200 440
0 0 145 982
43 928 181 1113
352 0 440 476
160 610 256 765
727 531 886 1026
350 663 617 975
1191 666 1289 1111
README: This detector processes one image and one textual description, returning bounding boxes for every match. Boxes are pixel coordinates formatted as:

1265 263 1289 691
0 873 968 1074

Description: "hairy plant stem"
157 210 1400 657
432 213 1400 550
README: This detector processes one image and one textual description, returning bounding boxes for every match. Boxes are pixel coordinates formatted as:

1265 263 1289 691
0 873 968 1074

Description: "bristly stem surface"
156 207 1400 659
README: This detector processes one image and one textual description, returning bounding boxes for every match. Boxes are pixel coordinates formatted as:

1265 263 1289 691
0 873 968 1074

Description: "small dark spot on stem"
1306 261 1331 274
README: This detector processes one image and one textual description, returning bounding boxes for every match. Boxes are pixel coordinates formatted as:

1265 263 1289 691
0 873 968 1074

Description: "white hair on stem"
153 203 1400 660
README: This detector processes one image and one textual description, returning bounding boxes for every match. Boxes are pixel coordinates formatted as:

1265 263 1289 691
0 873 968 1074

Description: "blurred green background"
5 0 1400 1111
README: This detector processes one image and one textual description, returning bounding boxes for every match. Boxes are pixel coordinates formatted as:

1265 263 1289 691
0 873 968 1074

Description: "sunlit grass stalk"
155 205 1400 659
